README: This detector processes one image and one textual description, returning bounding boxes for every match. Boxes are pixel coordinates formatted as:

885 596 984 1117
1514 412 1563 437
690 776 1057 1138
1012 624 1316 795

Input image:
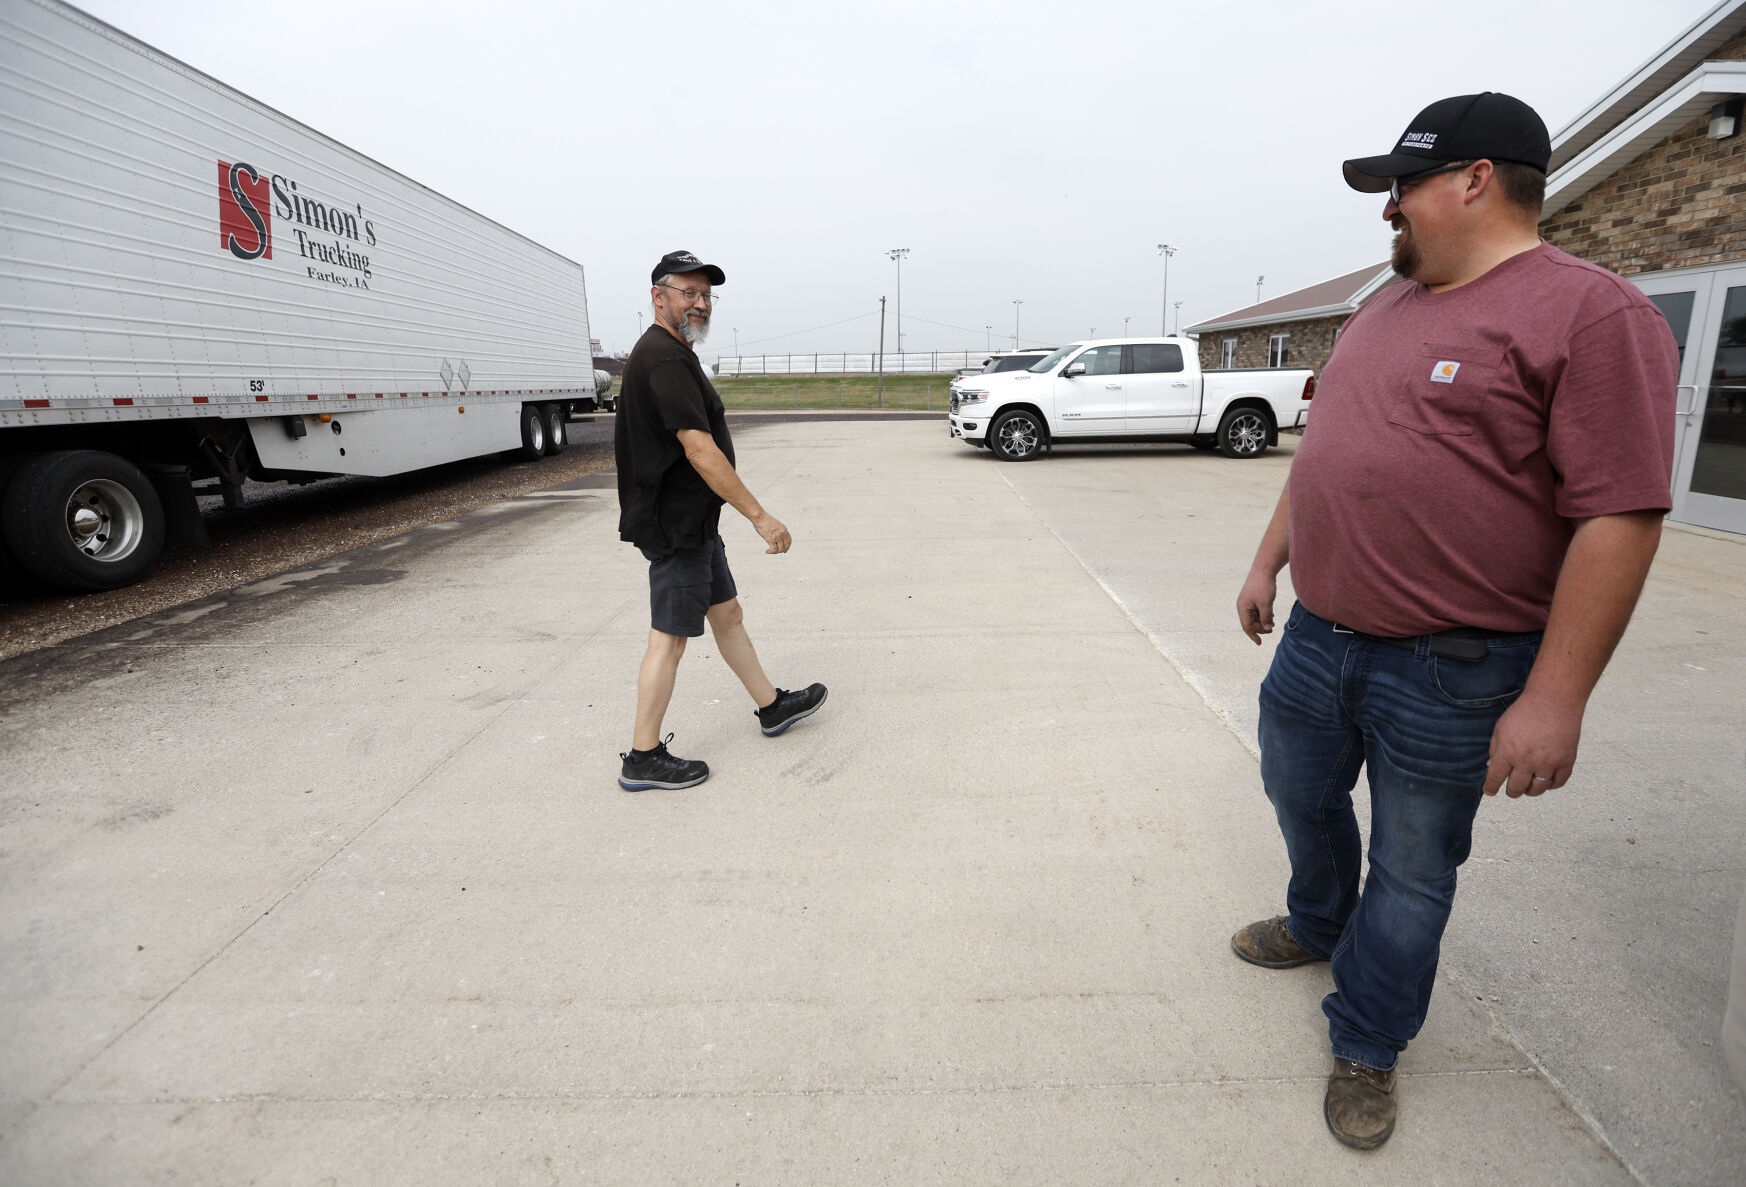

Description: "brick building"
1538 0 1746 533
1189 2 1744 532
1185 263 1394 376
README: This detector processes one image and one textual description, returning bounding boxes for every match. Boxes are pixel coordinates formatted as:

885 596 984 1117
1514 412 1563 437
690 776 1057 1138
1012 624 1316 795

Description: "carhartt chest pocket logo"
1392 343 1502 437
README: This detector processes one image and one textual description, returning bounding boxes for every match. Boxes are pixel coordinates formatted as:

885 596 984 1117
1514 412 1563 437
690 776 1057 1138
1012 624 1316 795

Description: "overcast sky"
74 0 1725 361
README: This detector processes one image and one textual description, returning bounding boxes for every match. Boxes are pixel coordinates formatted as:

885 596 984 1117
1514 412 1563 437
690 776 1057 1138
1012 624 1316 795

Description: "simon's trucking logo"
219 159 378 289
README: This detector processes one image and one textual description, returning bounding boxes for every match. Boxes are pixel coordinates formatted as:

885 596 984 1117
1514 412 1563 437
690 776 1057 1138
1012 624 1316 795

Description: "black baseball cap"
652 249 725 286
1342 92 1551 193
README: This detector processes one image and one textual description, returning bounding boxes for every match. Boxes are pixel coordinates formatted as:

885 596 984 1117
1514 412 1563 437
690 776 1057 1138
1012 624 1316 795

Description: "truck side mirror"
1063 362 1086 378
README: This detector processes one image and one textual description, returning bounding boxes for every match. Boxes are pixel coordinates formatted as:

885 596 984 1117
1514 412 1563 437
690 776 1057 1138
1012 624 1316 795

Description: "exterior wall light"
1709 98 1743 141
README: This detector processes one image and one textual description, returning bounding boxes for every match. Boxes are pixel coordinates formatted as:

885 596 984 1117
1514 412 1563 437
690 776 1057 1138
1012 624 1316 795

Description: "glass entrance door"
1637 266 1746 535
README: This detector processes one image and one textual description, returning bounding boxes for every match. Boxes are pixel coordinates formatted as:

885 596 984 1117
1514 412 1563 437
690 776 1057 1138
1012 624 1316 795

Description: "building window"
1268 332 1291 368
1221 337 1237 368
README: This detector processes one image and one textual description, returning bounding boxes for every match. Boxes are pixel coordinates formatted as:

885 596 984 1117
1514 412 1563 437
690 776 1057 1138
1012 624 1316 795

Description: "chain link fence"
715 351 997 377
715 381 946 411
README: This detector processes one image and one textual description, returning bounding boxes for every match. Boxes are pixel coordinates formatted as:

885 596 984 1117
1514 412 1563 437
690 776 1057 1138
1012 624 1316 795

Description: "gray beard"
680 316 710 346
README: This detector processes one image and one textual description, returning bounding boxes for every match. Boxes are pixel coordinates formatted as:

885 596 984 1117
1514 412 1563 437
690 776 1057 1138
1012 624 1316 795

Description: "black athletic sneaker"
617 734 709 791
756 683 828 737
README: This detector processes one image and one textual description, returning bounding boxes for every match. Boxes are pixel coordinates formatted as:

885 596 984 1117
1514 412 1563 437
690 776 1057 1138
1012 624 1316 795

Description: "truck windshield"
1029 344 1082 374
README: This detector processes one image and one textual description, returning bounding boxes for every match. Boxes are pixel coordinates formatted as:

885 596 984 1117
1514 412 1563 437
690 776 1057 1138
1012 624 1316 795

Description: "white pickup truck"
947 338 1316 460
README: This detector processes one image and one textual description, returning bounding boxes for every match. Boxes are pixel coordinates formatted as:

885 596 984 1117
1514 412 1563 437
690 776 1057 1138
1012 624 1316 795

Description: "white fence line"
714 351 999 376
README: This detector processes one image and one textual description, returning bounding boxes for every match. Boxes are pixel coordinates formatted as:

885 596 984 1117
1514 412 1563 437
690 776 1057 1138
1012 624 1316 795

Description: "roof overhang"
1188 302 1358 335
1548 0 1746 172
1187 266 1396 334
1545 59 1746 217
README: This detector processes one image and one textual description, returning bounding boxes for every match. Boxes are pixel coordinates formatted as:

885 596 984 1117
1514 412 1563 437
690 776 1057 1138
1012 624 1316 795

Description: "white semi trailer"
0 0 597 591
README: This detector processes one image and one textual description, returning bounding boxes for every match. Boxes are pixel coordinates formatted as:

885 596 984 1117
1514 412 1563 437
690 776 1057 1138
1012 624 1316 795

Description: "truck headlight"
958 390 988 406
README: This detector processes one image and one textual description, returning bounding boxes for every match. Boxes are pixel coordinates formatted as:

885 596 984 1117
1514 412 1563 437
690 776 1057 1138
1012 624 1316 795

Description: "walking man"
614 250 826 791
1231 95 1677 1149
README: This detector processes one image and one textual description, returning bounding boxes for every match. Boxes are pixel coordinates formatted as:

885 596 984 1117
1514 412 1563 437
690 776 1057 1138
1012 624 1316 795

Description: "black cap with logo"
652 250 726 286
1342 92 1551 193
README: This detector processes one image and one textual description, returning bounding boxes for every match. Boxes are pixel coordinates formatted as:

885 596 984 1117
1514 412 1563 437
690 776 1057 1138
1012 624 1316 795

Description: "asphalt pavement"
1 416 1741 1184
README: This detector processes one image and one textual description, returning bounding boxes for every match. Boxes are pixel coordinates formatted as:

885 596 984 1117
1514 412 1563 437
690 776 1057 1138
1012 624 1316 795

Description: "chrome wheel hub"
63 478 145 562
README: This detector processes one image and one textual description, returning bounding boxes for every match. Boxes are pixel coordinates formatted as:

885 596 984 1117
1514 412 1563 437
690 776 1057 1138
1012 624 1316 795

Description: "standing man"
614 250 826 792
1230 95 1677 1149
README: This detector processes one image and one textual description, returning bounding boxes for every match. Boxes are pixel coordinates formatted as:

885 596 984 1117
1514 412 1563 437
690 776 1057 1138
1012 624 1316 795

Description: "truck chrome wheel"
1217 407 1271 459
991 410 1044 462
64 478 146 561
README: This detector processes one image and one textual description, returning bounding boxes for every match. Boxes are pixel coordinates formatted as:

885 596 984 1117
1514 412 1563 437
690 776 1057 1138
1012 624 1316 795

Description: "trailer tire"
516 404 546 461
0 454 31 592
541 404 567 456
1 450 166 592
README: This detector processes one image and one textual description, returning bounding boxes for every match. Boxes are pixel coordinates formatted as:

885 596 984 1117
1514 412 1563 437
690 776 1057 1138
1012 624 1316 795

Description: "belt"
1329 622 1532 662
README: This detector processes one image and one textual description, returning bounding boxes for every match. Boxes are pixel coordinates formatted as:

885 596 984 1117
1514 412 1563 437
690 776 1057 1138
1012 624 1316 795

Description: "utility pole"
1123 315 1130 336
985 325 992 350
887 248 909 357
1173 301 1182 335
1256 275 1265 303
1157 243 1176 335
1012 299 1023 348
877 296 887 408
636 310 643 337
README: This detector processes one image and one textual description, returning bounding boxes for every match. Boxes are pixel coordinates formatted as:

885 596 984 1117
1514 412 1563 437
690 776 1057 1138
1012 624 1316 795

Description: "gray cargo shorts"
640 532 737 638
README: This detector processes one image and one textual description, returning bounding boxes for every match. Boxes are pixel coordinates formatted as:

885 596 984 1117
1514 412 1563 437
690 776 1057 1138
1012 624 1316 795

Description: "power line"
729 311 878 351
903 311 1001 337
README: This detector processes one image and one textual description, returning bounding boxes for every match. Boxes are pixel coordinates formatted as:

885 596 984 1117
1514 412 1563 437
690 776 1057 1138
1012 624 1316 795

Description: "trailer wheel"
541 403 567 456
516 404 546 461
1 450 167 591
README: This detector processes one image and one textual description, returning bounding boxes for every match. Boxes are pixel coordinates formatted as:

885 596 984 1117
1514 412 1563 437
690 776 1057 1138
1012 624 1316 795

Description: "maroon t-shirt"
1289 242 1677 636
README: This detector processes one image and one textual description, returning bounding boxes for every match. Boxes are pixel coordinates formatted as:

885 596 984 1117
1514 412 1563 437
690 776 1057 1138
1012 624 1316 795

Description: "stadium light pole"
887 248 910 355
1256 275 1265 303
1123 315 1130 336
1012 299 1023 348
985 325 992 350
1156 243 1176 334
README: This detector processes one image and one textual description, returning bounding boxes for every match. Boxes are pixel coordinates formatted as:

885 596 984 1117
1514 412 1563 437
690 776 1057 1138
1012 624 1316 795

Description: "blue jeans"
1258 603 1541 1071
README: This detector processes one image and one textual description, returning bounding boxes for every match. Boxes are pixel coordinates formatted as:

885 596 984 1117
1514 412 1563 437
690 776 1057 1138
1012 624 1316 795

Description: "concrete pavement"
1 418 1741 1184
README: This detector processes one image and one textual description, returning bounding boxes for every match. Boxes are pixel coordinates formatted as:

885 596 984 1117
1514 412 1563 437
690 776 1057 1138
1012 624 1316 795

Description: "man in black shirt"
614 250 827 791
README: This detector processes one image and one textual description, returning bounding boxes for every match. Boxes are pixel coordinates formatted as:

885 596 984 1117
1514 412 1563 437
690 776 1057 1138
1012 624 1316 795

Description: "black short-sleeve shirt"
615 325 736 554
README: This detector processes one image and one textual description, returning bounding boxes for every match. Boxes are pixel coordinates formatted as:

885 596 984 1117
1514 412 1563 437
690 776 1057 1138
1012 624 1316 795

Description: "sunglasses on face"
1389 160 1477 204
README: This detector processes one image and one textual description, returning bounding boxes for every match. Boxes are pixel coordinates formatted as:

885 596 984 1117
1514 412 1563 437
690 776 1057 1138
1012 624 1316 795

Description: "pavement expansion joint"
989 462 1653 1185
53 1068 1549 1109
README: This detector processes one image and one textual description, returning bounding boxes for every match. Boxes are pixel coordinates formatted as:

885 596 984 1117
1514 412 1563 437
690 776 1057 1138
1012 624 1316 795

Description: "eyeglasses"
1389 160 1477 204
657 283 720 307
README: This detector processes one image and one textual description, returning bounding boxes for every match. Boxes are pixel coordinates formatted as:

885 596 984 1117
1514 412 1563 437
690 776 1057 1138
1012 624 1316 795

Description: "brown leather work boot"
1230 915 1326 968
1324 1057 1397 1149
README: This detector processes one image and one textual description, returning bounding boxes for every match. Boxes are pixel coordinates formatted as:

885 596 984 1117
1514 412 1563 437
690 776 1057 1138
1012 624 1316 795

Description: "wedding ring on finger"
1532 775 1553 783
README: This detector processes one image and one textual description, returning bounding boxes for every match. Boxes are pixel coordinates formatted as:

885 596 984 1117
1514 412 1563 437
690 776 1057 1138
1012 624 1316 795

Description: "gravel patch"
0 411 940 661
0 420 616 661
